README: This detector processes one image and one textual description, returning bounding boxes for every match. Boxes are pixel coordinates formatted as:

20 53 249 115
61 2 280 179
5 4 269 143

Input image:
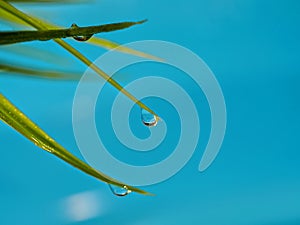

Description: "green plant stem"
0 1 158 117
0 20 147 45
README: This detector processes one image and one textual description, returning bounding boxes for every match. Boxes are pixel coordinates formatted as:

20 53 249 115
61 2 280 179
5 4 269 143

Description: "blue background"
0 0 299 224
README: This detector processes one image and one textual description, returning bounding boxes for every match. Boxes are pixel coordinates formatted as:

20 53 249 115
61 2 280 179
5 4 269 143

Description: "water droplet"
141 108 158 127
109 184 131 197
71 23 93 42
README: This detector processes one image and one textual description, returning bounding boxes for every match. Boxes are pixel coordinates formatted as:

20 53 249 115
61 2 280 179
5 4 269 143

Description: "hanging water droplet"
70 23 93 42
141 108 158 127
109 184 131 197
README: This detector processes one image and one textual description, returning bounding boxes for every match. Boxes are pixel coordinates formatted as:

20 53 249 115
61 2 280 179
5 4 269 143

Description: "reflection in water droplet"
71 23 93 42
108 184 131 197
141 108 158 127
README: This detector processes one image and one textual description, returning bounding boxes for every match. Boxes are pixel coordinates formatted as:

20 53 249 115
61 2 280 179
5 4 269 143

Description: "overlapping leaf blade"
0 1 157 194
0 7 159 59
0 63 81 80
0 20 147 45
0 93 150 195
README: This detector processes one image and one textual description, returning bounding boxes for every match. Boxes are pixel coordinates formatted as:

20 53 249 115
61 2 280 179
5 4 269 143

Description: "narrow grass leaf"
7 0 87 3
0 8 160 60
0 93 150 195
0 20 147 45
88 37 164 61
0 1 158 116
0 44 76 67
0 1 158 193
0 63 81 80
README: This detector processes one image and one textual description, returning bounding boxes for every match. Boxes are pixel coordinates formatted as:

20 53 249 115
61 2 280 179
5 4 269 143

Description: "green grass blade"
0 63 81 80
0 1 158 117
0 93 150 195
0 44 76 67
88 37 164 61
0 8 29 27
0 20 147 45
0 1 157 194
7 0 87 3
0 8 160 60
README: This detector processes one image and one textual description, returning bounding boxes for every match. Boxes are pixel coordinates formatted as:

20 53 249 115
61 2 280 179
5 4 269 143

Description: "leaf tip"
137 19 148 24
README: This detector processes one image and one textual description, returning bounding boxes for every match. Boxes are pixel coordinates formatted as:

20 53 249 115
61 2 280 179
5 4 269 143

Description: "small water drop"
141 108 158 127
109 184 131 197
71 23 93 42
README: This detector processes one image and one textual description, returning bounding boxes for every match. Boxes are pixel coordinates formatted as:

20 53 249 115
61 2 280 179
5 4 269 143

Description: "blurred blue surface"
0 0 300 224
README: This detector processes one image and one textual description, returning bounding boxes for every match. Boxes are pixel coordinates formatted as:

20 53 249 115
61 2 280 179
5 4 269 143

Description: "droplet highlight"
109 184 131 197
141 108 158 127
71 23 93 42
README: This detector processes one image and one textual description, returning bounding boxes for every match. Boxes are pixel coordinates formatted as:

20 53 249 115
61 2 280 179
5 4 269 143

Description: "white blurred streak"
60 190 107 222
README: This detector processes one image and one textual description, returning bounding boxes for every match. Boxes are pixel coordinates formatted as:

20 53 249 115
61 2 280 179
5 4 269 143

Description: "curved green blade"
0 93 150 195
